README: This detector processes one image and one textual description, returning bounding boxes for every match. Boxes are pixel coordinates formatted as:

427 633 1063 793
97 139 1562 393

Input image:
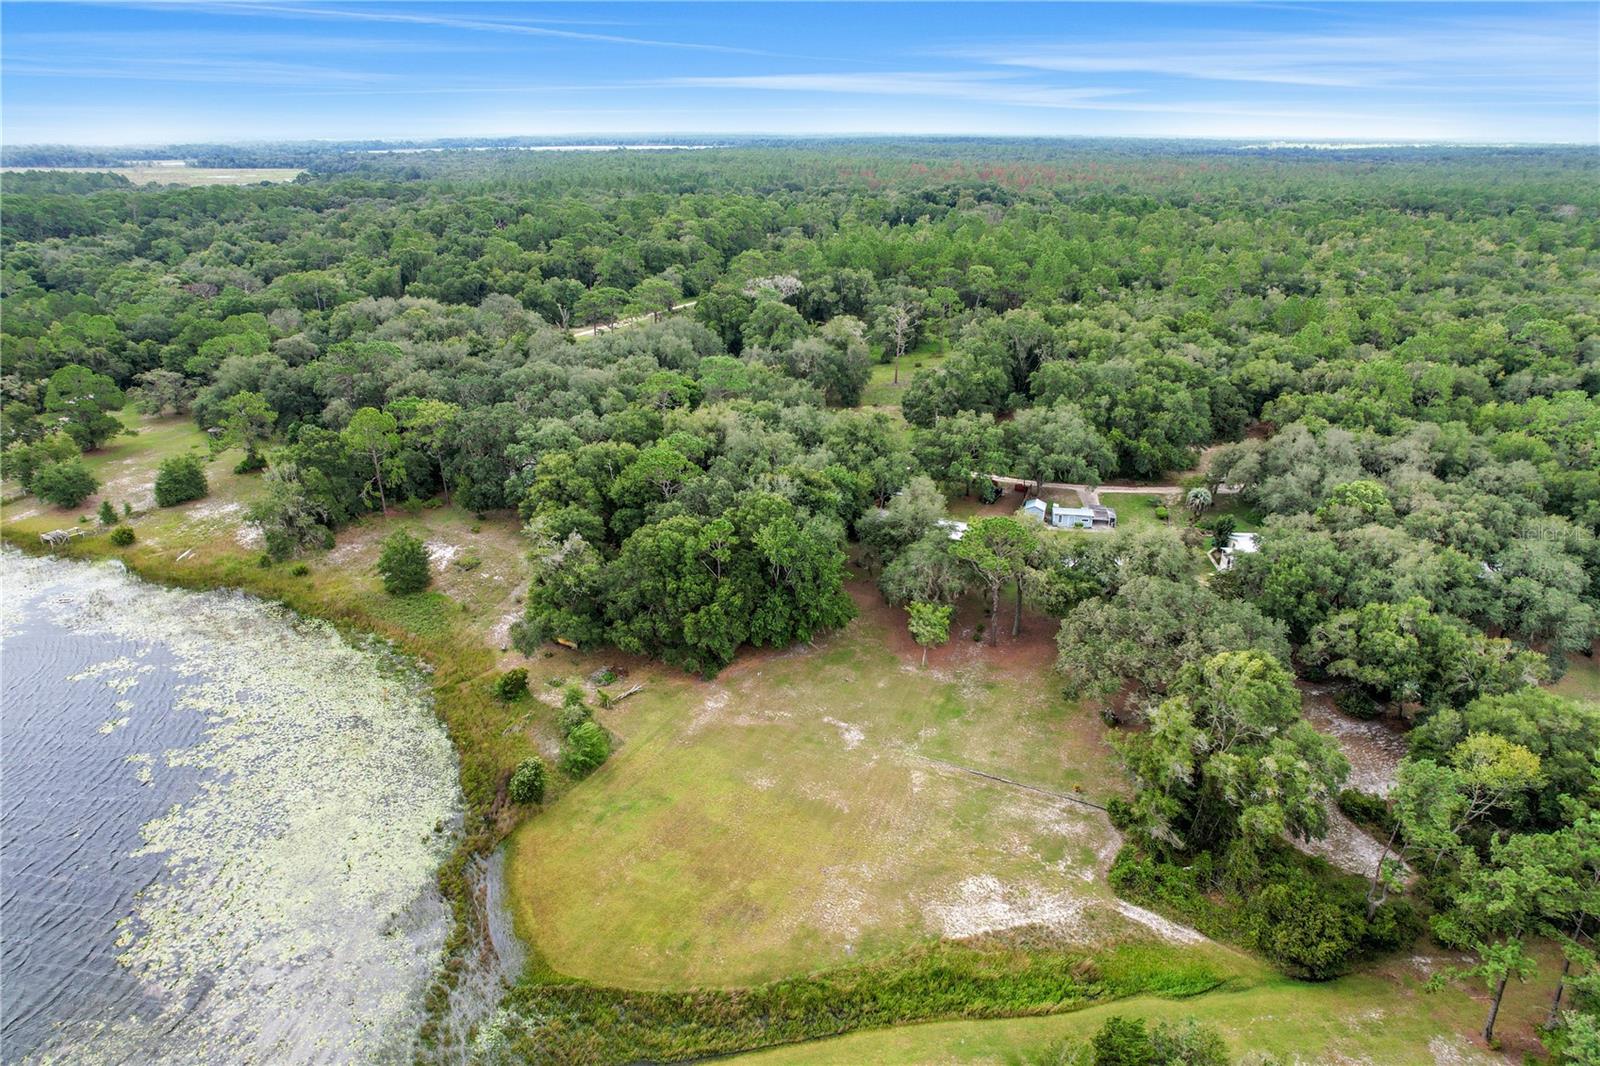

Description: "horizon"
3 1 1597 147
6 133 1596 150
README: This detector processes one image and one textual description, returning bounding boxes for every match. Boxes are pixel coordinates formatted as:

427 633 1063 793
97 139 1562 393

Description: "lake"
0 552 464 1064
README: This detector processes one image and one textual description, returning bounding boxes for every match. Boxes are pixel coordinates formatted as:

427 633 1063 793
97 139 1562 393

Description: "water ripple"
1 552 463 1065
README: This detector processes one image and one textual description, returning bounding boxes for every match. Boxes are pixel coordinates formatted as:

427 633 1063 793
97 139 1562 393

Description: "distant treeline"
5 136 1592 174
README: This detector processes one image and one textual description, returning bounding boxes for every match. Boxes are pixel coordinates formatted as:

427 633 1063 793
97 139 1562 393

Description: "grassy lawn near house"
1097 493 1171 533
1203 496 1267 533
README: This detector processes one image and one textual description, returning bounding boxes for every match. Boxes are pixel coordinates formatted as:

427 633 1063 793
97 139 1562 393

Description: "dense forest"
3 141 1598 1059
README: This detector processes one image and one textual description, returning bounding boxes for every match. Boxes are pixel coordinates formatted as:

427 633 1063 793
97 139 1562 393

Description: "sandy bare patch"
1429 1034 1498 1066
1301 685 1409 796
1113 900 1206 944
810 862 873 940
687 690 730 733
820 715 865 749
1294 808 1394 878
923 875 1092 939
489 608 521 651
424 540 459 567
188 500 244 522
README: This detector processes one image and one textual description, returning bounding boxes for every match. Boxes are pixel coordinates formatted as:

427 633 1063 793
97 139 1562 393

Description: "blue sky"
3 2 1596 145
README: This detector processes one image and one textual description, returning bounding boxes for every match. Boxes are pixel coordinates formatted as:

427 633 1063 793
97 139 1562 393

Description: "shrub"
509 757 548 804
108 526 135 547
290 562 311 577
1333 687 1382 720
33 459 98 508
1363 896 1423 953
233 452 267 475
1149 1020 1229 1066
558 701 592 737
376 529 431 595
560 720 611 777
1245 881 1362 980
1076 1015 1230 1066
493 668 529 701
153 454 208 507
1336 788 1393 834
98 499 118 525
1090 1016 1153 1065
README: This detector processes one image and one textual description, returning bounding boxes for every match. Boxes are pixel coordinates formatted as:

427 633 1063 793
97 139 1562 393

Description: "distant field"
2 166 302 185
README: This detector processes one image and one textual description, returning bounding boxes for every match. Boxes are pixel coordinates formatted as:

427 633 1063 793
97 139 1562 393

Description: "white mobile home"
1020 498 1117 531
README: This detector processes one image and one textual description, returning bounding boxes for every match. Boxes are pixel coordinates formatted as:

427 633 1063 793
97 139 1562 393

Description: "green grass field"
1097 493 1171 532
506 583 1157 989
859 337 950 408
723 955 1567 1065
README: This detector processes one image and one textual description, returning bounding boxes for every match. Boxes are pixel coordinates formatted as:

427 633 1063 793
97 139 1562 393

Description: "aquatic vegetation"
3 552 463 1064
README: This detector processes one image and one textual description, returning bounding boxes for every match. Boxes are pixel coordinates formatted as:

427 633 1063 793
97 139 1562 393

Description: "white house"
1210 532 1261 572
1020 498 1117 531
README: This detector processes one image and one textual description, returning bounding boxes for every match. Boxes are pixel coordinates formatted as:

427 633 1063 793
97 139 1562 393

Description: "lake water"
0 552 464 1064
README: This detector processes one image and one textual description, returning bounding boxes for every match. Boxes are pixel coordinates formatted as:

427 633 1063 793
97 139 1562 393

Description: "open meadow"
2 166 303 185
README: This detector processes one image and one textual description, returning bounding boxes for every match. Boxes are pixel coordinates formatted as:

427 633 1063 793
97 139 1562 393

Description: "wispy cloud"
956 15 1598 95
4 30 502 54
3 55 393 86
167 2 781 57
666 72 1132 110
662 71 1381 124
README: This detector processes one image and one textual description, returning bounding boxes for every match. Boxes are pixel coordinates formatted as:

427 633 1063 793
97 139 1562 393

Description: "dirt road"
569 300 698 338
